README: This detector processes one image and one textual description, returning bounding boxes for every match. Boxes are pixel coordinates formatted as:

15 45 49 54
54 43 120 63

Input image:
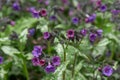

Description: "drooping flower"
43 32 51 40
0 56 3 64
96 29 103 36
111 9 120 15
39 9 47 17
45 64 56 73
89 33 97 42
52 56 60 66
80 29 87 36
102 65 113 77
72 17 79 24
67 29 75 39
12 2 20 11
32 57 39 66
49 15 57 21
32 10 40 18
29 7 36 13
39 59 46 66
32 46 43 57
28 28 35 36
85 14 96 23
100 4 107 12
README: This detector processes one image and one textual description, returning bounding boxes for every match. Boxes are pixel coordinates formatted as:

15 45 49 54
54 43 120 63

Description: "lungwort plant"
0 0 120 80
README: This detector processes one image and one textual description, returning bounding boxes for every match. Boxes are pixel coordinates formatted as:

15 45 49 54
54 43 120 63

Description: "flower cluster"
89 29 103 43
31 45 60 73
28 7 47 18
66 28 103 43
66 29 87 41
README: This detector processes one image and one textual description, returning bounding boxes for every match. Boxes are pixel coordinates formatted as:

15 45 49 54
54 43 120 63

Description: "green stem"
62 44 67 80
23 59 29 80
72 52 77 79
48 41 51 55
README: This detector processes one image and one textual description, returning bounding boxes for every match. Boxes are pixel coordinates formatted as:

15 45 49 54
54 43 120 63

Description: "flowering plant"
0 0 120 80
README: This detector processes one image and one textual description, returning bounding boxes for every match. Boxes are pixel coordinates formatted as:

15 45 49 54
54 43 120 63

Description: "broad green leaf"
97 38 110 47
1 46 20 56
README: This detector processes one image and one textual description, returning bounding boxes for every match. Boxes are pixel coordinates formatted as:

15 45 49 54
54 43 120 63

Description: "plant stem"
23 59 29 80
48 41 51 55
62 44 67 80
72 52 77 79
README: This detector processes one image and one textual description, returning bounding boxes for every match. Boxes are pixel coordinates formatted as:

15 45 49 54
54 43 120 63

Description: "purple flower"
28 28 35 36
72 17 79 24
0 56 3 64
111 9 120 15
52 56 60 66
86 14 96 23
32 10 40 18
39 9 47 17
43 32 51 40
44 0 50 5
89 33 97 42
62 0 69 4
12 2 20 11
10 21 15 26
50 15 57 21
32 46 42 57
67 29 75 39
29 7 36 13
80 29 87 36
32 57 39 66
96 29 103 36
102 65 113 77
45 64 56 73
100 5 107 12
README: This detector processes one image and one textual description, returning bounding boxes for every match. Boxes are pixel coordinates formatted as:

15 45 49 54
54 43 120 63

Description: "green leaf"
97 38 110 47
92 38 110 57
54 61 70 80
1 46 20 57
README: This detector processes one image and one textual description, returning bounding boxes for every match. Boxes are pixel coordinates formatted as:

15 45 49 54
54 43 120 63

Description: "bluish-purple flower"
32 46 42 57
85 14 96 23
89 33 97 42
43 32 51 40
12 2 20 11
72 17 79 24
0 56 3 64
29 7 36 13
50 15 57 21
100 5 107 12
111 9 120 15
52 56 60 66
28 28 35 36
45 64 56 73
32 57 39 66
32 10 40 18
67 29 75 39
96 29 103 36
80 29 87 36
102 65 113 77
